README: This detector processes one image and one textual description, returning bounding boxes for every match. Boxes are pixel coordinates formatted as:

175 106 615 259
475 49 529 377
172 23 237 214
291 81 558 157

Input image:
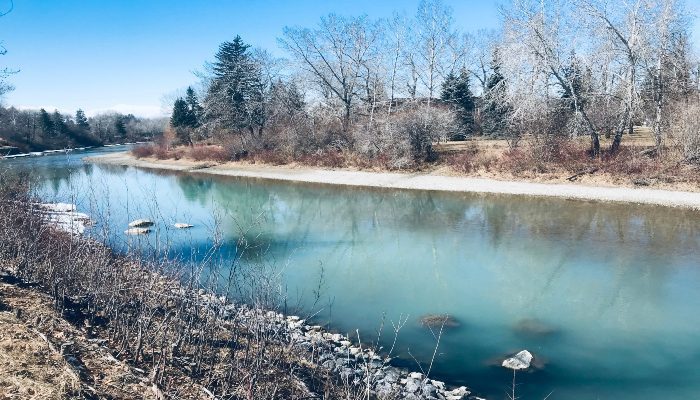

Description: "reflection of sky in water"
4 148 700 400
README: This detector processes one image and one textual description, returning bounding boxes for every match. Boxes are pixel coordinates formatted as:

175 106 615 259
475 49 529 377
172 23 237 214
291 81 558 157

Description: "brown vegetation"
0 178 332 399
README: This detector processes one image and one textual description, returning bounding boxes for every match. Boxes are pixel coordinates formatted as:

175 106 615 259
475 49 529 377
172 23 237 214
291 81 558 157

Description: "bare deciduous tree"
280 14 383 132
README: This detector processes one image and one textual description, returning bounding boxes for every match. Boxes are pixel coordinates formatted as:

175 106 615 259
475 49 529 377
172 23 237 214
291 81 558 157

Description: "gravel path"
86 152 700 210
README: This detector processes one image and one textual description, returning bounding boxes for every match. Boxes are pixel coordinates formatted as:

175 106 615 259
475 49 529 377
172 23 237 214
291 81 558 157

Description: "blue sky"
0 0 698 118
0 0 501 117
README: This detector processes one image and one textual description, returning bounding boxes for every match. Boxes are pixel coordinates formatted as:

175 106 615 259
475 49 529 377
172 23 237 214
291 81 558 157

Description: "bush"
671 102 700 164
187 145 231 163
446 144 496 173
131 144 155 158
356 105 459 169
297 150 347 168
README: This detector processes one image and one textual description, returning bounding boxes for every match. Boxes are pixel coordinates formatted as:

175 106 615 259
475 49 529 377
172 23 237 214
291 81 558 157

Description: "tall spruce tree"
171 98 190 128
114 116 127 138
52 110 67 137
184 86 203 128
171 98 193 144
441 68 475 139
481 61 511 137
205 35 263 133
75 109 90 130
561 55 587 114
39 108 54 137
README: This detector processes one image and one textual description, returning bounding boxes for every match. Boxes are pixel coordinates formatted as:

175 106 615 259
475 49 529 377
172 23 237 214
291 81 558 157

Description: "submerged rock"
128 219 154 228
173 223 194 229
514 318 558 337
418 314 460 329
125 227 151 235
502 350 533 370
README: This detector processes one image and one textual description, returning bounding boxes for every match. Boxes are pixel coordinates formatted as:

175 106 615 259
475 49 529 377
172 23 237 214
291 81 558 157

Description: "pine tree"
441 68 475 139
482 61 511 137
561 55 587 113
184 87 202 128
171 98 190 128
75 109 90 130
114 116 127 138
52 110 67 137
205 35 263 132
39 108 54 136
441 71 458 103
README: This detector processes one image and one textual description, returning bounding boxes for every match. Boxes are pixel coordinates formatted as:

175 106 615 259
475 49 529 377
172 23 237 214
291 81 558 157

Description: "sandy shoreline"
86 152 700 210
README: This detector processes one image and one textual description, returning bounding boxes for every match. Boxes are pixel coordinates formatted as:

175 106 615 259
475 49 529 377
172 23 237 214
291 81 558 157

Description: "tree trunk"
653 58 664 156
610 110 629 153
343 102 351 133
577 109 600 156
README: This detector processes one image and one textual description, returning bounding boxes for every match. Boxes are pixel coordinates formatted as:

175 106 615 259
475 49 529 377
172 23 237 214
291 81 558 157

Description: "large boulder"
502 350 533 370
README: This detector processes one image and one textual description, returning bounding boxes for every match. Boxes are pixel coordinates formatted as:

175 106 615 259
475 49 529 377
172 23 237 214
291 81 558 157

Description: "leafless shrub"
187 145 231 163
356 105 458 169
670 102 700 164
132 144 156 158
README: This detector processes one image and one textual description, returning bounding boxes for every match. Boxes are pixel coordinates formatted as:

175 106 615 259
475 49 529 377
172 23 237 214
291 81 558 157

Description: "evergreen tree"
184 86 203 128
171 98 193 144
39 108 54 136
205 35 264 132
52 110 67 137
561 55 587 113
481 61 511 137
75 109 90 130
114 116 127 138
170 98 190 128
441 68 475 139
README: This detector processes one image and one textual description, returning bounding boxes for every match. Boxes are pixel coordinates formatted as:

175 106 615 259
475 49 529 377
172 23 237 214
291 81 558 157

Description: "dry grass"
0 276 161 399
0 307 78 400
440 131 700 191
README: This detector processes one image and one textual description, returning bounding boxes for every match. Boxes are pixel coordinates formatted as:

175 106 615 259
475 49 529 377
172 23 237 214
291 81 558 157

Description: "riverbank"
0 142 147 159
0 187 476 399
87 151 700 210
0 267 473 400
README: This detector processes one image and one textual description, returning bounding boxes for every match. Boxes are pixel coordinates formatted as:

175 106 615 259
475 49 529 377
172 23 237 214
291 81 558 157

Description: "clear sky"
0 0 698 118
0 0 501 117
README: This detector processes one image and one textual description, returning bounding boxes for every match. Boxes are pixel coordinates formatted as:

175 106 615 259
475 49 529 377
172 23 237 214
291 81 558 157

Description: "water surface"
3 148 700 400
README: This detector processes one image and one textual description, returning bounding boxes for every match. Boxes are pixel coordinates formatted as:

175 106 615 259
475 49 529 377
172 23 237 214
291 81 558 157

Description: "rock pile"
218 301 475 400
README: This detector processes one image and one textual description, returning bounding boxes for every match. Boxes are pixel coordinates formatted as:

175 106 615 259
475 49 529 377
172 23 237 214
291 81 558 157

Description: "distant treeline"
0 106 166 153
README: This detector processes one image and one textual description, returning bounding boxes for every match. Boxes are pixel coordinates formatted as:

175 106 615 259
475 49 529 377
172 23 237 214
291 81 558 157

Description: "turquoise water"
3 148 700 399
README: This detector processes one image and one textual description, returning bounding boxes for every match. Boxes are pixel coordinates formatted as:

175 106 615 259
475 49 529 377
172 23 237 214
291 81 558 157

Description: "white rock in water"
128 219 154 228
38 203 91 235
125 227 151 235
173 223 193 229
39 203 76 212
502 350 533 370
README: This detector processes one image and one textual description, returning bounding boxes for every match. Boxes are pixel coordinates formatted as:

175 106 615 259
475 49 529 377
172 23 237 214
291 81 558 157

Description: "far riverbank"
86 151 700 210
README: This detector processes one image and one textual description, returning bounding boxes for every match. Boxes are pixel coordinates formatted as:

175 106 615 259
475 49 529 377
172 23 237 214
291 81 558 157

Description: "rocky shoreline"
209 297 476 400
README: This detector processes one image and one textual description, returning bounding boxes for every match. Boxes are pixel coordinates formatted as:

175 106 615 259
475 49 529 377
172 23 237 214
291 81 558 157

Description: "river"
3 146 700 399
